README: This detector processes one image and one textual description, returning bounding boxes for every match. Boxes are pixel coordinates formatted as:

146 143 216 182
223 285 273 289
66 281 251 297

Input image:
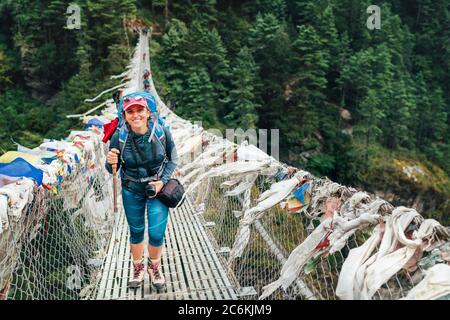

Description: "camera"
145 183 157 198
144 175 159 199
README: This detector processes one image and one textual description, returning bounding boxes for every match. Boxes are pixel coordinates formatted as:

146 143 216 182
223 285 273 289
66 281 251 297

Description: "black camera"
144 176 159 199
145 183 157 198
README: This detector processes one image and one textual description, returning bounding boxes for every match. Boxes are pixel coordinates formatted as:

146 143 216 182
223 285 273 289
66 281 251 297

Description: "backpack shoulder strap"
148 118 166 149
118 122 128 165
147 118 168 179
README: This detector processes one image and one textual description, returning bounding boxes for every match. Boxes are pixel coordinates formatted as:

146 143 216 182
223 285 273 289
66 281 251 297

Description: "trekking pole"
112 164 118 213
112 163 121 286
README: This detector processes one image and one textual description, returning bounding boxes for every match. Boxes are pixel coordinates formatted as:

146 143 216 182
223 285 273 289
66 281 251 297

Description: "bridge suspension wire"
0 30 449 301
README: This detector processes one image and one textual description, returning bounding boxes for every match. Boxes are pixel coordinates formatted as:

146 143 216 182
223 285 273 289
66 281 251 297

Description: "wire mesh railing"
177 132 450 300
0 138 115 300
0 34 145 300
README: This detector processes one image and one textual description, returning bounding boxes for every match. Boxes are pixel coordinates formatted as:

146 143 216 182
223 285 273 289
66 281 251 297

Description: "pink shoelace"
133 263 144 278
149 262 161 279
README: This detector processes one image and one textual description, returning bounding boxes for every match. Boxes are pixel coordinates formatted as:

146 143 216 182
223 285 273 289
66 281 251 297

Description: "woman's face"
124 105 150 132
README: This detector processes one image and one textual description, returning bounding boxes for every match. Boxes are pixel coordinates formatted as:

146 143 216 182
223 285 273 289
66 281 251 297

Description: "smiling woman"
105 92 178 291
124 104 150 134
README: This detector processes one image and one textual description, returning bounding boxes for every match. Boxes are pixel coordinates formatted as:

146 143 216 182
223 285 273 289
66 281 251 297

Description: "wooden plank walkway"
95 197 238 300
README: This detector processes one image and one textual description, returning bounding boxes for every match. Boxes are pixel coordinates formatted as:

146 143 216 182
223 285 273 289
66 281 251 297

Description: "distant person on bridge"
105 92 178 291
143 69 150 80
143 79 151 92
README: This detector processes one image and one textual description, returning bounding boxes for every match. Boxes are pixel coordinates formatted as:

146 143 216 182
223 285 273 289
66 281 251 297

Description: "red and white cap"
122 95 148 111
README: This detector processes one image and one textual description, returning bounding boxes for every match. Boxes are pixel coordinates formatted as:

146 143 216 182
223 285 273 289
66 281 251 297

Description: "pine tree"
184 21 231 119
85 0 136 75
224 47 259 129
42 0 66 41
314 5 338 60
310 4 341 105
247 13 282 53
338 42 415 150
185 21 230 81
149 0 169 27
107 43 129 74
159 19 189 107
242 0 287 22
354 89 385 161
338 47 380 118
281 24 328 160
216 8 252 59
160 18 189 75
382 79 415 149
247 13 292 130
192 0 218 24
368 3 413 72
189 26 230 86
291 24 328 103
336 32 352 105
286 0 318 26
180 68 218 127
0 48 13 88
414 74 448 157
331 0 371 50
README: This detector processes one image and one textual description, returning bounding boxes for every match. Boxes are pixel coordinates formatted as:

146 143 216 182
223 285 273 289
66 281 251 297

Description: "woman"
105 92 177 290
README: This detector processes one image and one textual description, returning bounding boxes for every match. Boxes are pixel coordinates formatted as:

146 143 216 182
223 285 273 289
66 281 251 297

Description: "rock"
340 108 352 121
402 165 426 183
342 127 353 135
374 190 396 203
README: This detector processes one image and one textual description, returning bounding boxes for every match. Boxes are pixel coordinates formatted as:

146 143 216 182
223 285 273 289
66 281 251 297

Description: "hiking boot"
128 260 145 288
147 259 165 290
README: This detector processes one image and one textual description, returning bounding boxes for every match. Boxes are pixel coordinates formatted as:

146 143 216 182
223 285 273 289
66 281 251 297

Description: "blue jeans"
121 187 169 246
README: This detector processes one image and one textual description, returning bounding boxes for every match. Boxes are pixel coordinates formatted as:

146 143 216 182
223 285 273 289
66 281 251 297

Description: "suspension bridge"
0 31 449 301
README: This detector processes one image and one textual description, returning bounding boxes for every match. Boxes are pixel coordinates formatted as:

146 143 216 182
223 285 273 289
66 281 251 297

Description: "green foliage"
0 89 54 151
280 24 328 157
179 67 218 127
0 48 12 87
358 147 450 225
306 154 336 177
192 0 218 24
353 89 385 161
243 0 287 21
246 13 292 130
84 0 137 75
0 0 448 224
224 47 259 129
106 43 130 75
149 0 449 222
216 8 252 59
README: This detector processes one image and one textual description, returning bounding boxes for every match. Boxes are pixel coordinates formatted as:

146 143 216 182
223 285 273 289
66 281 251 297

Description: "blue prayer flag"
0 157 43 186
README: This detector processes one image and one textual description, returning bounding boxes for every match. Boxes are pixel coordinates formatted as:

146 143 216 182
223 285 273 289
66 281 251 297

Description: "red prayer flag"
102 118 119 143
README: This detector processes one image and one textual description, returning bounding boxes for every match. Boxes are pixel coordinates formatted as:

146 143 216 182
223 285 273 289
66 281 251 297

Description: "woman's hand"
148 180 164 195
107 148 120 165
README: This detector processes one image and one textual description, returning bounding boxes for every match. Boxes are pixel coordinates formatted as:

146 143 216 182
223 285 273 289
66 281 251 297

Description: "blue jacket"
105 124 178 194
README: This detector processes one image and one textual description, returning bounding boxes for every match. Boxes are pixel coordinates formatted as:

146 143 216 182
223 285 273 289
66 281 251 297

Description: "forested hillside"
0 0 448 223
0 0 137 147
